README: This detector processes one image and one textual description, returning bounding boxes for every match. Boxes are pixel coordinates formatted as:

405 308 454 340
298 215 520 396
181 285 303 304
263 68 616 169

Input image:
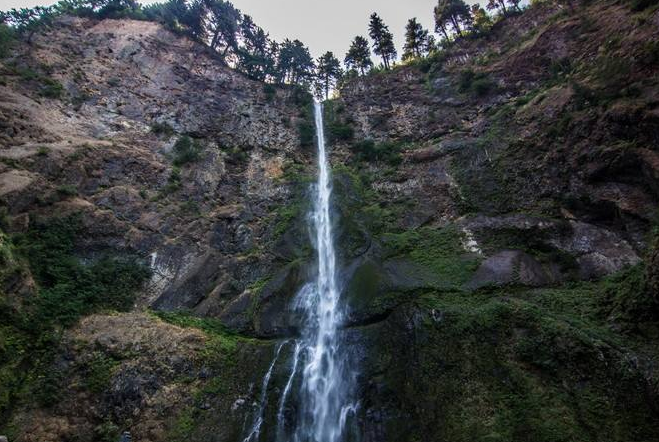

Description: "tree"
2 6 55 42
486 0 508 15
276 39 315 86
237 14 275 81
345 35 373 75
205 0 241 58
368 13 396 69
434 0 472 39
470 4 492 34
142 0 206 40
402 17 430 60
315 51 342 99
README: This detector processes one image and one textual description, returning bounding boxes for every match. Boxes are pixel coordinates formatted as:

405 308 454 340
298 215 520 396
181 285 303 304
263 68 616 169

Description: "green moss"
372 279 658 442
381 226 481 289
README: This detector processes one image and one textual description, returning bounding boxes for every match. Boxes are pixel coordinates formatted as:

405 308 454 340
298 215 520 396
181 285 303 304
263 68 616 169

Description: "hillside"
1 1 659 441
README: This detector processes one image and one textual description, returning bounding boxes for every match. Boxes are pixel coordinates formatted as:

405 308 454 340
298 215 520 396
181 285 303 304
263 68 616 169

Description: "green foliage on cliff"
351 139 403 166
172 135 203 167
0 24 15 58
0 216 150 424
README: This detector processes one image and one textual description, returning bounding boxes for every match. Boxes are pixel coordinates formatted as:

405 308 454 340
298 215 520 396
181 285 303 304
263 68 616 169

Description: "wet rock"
467 250 560 289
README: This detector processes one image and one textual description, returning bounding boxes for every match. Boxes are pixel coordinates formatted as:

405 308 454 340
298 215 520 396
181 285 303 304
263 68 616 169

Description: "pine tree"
237 14 274 81
368 13 397 69
470 4 492 34
402 18 430 61
205 0 241 57
276 39 315 86
486 0 508 16
315 52 343 99
344 36 373 75
434 0 472 39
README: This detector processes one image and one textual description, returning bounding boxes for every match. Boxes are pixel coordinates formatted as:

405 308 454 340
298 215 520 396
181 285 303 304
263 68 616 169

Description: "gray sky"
0 0 488 60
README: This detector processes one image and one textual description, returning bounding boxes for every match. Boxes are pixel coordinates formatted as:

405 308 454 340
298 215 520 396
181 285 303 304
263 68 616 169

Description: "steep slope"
1 1 659 442
325 0 659 440
0 16 315 441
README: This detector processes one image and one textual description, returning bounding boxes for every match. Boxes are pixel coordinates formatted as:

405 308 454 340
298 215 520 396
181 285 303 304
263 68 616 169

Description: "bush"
457 69 496 97
39 78 64 99
630 0 659 11
15 215 150 326
351 139 403 166
263 83 277 102
151 121 175 136
172 135 203 166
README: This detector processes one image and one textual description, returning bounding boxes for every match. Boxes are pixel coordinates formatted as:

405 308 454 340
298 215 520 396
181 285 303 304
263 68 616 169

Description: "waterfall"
243 101 357 442
290 101 356 442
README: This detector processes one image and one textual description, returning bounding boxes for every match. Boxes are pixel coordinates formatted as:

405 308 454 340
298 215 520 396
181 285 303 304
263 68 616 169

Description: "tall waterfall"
290 101 356 442
242 101 357 442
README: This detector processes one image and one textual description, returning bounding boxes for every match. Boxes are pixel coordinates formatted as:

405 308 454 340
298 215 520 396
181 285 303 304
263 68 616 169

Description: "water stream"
242 101 357 442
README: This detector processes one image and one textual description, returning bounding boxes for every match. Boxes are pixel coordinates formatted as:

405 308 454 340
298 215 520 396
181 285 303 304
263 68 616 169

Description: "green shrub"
172 135 203 166
298 120 315 148
351 139 403 166
151 121 175 136
630 0 659 11
56 184 78 197
15 215 150 326
263 83 277 102
39 78 64 99
84 352 119 393
457 69 496 97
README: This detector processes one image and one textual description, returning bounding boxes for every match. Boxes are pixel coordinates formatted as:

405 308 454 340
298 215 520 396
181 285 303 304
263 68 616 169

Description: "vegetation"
403 18 433 61
344 36 373 75
351 139 403 166
172 135 203 167
0 216 149 423
315 52 343 100
368 13 397 70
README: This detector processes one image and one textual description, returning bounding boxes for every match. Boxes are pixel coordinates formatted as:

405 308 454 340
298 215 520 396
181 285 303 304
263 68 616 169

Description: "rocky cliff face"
1 1 659 441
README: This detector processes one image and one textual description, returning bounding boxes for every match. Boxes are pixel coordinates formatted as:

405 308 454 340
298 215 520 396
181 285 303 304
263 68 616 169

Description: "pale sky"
0 0 489 60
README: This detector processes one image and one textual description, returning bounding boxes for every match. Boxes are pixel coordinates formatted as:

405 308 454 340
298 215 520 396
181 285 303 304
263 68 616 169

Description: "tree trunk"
451 17 462 37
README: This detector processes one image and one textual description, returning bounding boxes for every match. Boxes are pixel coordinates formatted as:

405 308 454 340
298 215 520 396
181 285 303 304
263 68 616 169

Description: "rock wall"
2 1 659 441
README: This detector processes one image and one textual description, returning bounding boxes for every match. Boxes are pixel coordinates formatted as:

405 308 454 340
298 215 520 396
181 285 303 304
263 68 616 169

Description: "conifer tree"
434 0 472 39
344 36 373 75
368 13 397 69
315 51 343 99
205 0 241 57
402 17 430 60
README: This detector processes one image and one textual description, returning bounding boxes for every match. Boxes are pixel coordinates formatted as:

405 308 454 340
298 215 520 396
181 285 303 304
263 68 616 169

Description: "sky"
0 0 489 59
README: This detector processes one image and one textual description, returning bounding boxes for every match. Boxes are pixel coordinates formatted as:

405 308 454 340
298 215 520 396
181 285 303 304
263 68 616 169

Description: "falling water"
243 342 286 442
243 101 357 442
289 101 357 442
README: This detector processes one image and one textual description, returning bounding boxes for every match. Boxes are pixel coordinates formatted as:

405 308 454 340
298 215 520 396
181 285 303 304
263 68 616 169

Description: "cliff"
1 1 659 441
